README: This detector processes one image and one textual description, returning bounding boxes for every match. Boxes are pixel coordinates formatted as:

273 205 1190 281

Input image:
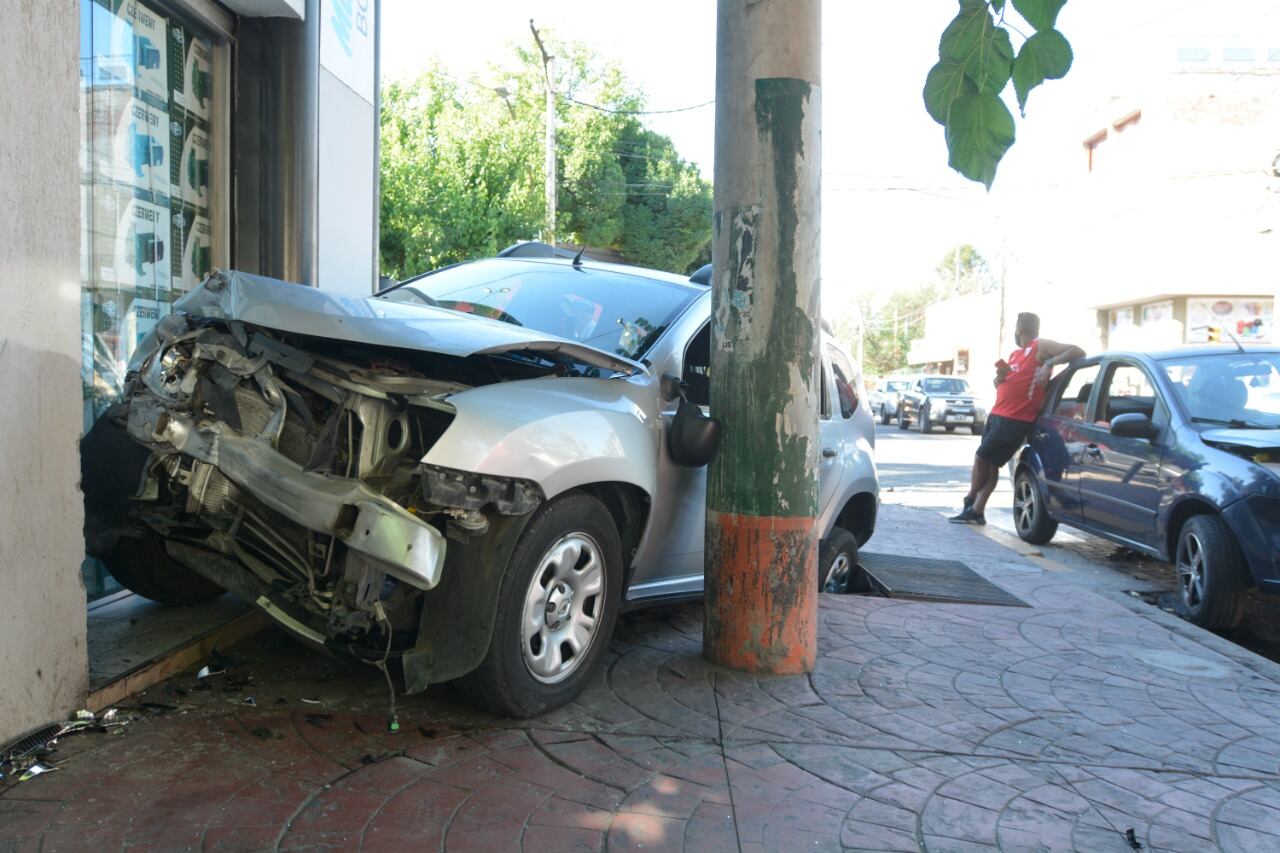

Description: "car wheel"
456 492 622 717
880 406 891 426
100 532 225 605
920 408 933 434
1175 514 1249 630
1013 469 1058 545
897 408 909 430
818 528 859 594
971 423 984 436
945 425 956 433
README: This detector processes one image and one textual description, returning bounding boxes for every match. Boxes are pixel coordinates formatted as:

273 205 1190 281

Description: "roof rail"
689 263 712 286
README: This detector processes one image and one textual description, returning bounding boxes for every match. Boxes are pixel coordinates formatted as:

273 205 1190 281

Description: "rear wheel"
880 406 891 426
1176 514 1249 630
971 423 984 435
1013 470 1058 545
897 408 909 430
100 533 225 605
818 528 859 594
456 492 622 717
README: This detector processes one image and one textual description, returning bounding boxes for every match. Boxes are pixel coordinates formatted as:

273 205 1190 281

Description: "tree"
924 0 1073 188
379 41 712 279
936 244 995 295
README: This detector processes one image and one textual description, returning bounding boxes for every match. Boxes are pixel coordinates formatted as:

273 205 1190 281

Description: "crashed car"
83 245 879 716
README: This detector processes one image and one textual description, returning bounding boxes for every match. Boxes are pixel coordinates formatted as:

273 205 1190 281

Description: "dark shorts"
976 414 1034 466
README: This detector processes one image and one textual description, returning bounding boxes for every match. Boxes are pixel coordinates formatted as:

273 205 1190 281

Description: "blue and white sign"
320 0 375 105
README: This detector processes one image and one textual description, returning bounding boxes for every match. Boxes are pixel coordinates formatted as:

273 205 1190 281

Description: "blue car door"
1077 360 1169 548
1031 362 1101 522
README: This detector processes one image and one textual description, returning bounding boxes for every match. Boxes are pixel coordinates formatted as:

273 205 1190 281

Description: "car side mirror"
668 396 722 468
1110 412 1158 440
660 373 688 402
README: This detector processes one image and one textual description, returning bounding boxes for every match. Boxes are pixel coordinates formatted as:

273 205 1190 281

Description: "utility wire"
565 96 715 115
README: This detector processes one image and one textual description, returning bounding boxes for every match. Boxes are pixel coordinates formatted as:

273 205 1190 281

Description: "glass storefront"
79 0 219 599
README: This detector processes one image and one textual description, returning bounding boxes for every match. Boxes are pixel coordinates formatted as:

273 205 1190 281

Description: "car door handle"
822 447 838 458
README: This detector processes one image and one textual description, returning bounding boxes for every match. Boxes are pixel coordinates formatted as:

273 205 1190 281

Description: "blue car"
1012 346 1280 629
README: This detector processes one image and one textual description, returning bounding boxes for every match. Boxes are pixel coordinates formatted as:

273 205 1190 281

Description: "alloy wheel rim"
1014 479 1036 533
823 553 851 593
1177 532 1207 608
520 533 605 684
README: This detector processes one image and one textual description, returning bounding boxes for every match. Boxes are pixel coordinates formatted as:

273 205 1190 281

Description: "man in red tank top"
950 313 1084 525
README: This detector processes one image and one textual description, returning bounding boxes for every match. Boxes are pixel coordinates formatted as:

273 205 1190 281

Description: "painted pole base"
704 510 818 674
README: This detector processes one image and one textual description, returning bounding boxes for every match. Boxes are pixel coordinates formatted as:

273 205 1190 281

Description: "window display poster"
1141 300 1173 324
118 0 168 106
95 91 170 199
93 189 172 292
173 31 212 120
1187 298 1274 343
1109 307 1134 337
173 206 211 289
176 125 211 209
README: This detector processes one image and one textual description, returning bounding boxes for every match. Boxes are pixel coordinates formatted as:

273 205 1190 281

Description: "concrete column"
705 0 822 674
0 0 89 742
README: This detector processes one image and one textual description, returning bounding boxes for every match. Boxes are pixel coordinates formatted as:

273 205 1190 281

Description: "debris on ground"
1109 547 1144 562
0 708 130 785
196 665 224 680
300 697 322 705
1124 827 1144 849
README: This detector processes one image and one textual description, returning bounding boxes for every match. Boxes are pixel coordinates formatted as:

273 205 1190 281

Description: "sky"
379 0 1278 320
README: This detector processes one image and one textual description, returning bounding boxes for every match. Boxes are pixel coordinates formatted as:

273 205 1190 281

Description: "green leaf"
1011 0 1066 31
944 92 1015 189
991 0 1007 13
923 61 976 125
939 2 1014 95
1012 29 1073 114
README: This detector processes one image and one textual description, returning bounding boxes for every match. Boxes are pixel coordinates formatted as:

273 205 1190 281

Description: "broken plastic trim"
418 464 543 515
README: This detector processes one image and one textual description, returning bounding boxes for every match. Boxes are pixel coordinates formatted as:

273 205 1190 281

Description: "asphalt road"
872 419 1280 661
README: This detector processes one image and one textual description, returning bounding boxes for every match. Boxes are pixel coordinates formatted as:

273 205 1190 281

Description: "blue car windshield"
1162 352 1280 428
923 378 971 395
379 259 699 361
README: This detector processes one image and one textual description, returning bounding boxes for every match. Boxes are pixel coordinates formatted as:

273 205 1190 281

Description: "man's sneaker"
949 507 986 525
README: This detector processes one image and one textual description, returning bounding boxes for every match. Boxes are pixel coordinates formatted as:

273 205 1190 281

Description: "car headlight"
931 399 946 413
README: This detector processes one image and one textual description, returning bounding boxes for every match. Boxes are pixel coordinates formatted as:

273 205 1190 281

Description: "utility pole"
530 20 556 247
705 0 821 675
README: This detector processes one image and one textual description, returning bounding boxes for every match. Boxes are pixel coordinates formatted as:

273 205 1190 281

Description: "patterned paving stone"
6 505 1280 850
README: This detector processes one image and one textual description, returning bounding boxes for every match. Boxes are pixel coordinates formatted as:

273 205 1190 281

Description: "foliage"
379 42 712 280
935 244 995 295
924 0 1073 188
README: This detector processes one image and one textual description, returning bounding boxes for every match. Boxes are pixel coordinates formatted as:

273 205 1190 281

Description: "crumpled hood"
172 270 645 375
1200 427 1280 450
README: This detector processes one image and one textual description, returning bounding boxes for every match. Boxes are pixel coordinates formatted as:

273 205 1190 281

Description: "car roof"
1094 345 1280 363
397 255 706 295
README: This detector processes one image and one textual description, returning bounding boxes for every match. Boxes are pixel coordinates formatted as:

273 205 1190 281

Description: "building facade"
1 0 381 743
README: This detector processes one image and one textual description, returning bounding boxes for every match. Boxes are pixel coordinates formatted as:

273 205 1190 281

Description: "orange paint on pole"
704 510 818 674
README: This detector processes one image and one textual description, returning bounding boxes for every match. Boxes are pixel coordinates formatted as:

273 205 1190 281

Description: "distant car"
1011 346 1280 629
872 377 913 425
82 243 880 718
897 375 987 434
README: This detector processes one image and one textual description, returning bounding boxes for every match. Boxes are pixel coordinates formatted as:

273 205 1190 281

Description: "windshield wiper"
1190 416 1273 429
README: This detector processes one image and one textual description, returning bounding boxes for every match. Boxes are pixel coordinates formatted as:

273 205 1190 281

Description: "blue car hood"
1200 428 1280 450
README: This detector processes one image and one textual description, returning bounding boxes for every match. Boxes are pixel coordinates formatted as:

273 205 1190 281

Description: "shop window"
1223 47 1256 62
80 0 220 599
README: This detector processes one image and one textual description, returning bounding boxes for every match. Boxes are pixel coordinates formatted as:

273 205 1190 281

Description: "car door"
820 342 855 520
1077 359 1169 548
1031 361 1101 522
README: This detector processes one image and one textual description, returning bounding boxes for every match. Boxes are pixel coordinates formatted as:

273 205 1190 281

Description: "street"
872 420 1280 663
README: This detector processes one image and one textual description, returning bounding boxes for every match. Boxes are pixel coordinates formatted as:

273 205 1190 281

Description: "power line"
565 96 715 115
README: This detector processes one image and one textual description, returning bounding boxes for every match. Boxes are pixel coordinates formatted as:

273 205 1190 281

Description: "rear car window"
1053 364 1100 420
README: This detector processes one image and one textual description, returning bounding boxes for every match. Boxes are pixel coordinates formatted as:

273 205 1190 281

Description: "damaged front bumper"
128 395 447 590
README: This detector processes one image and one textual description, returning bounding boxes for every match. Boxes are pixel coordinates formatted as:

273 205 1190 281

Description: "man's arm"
1031 340 1086 396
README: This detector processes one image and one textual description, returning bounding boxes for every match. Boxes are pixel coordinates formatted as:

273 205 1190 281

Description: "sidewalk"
5 504 1280 851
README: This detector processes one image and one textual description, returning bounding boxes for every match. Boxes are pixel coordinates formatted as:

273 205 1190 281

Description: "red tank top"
991 339 1042 423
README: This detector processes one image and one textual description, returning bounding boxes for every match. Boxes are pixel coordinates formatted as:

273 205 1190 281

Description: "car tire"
455 492 622 717
971 423 984 435
100 532 225 605
1013 469 1058 545
897 408 909 430
818 527 859 594
880 406 891 426
945 425 956 433
920 409 933 434
1176 514 1250 631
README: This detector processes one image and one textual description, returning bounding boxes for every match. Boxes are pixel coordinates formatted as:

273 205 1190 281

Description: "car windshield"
1162 352 1280 428
923 377 971 394
379 259 699 361
887 380 909 391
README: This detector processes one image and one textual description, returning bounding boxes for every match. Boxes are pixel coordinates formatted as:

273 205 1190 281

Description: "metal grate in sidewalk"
858 552 1029 607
